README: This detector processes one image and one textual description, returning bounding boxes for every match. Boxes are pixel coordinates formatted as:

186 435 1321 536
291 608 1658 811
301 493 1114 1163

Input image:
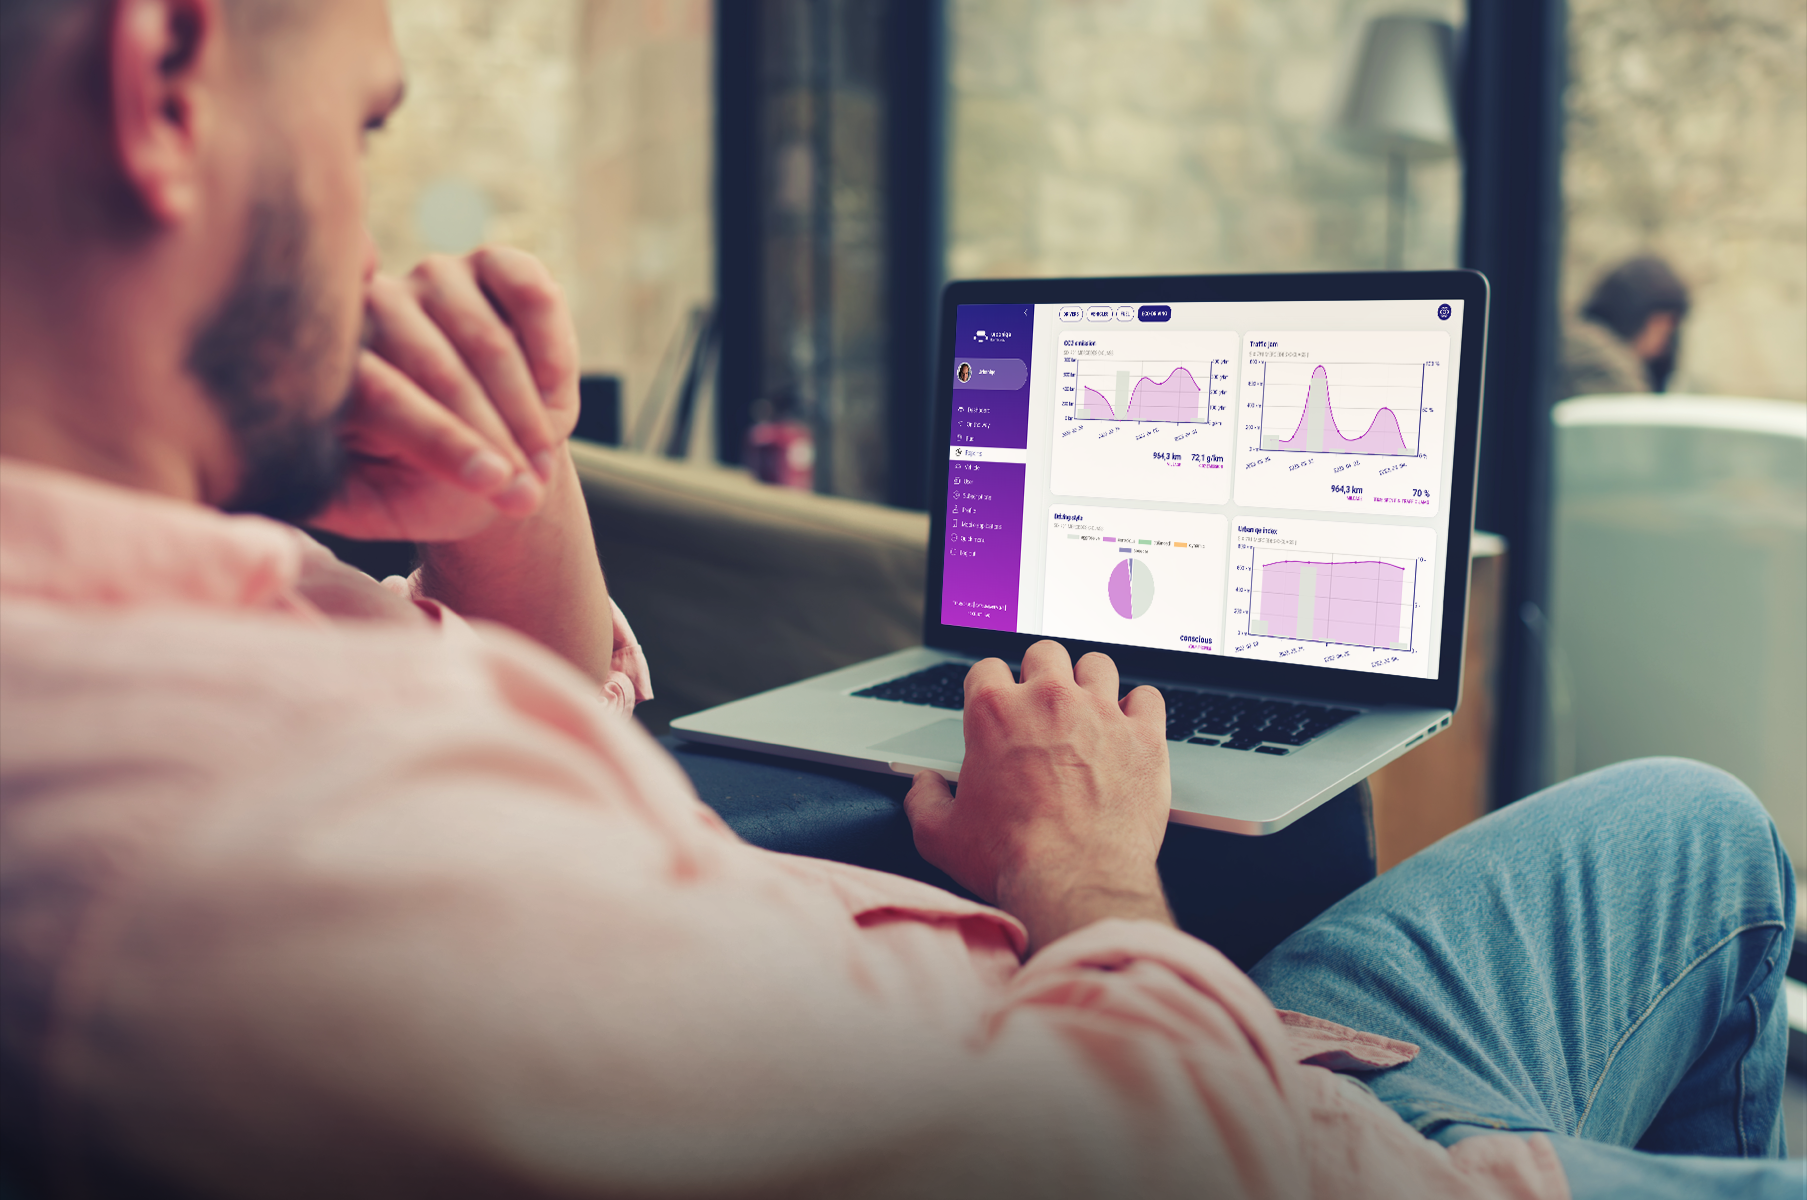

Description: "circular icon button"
1437 303 1452 321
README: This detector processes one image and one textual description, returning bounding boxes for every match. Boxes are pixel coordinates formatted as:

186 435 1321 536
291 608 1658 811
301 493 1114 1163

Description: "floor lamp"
1339 16 1459 270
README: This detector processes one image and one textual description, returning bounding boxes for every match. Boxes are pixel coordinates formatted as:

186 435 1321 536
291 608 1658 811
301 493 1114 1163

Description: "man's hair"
1 0 293 110
0 0 74 105
1581 256 1691 343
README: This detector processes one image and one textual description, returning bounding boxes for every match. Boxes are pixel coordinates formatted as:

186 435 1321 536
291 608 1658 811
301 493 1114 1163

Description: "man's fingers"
963 656 1015 702
1119 683 1167 728
347 353 542 516
366 277 526 470
1073 651 1120 702
1017 639 1074 685
471 247 581 435
409 255 559 474
903 770 954 853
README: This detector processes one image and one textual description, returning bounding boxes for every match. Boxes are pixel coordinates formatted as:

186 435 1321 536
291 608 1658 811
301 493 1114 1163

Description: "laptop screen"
939 294 1471 685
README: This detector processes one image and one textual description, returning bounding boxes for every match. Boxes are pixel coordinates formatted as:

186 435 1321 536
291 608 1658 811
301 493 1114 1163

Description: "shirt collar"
0 458 307 610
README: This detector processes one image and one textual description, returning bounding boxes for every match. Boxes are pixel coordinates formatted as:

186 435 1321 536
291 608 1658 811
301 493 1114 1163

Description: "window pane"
366 1 716 448
947 0 1464 278
1561 0 1807 402
753 0 891 499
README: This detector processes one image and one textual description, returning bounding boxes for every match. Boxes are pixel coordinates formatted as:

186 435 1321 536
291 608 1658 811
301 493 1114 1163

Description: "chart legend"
1234 330 1450 515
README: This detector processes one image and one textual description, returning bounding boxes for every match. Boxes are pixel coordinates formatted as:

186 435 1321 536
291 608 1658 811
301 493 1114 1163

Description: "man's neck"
0 256 233 507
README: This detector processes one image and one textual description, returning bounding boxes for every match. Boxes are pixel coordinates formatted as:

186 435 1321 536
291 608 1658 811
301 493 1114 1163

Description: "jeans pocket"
1383 1096 1558 1146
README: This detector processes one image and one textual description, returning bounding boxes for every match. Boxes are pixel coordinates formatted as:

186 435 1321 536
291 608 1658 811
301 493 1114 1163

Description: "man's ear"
109 0 225 225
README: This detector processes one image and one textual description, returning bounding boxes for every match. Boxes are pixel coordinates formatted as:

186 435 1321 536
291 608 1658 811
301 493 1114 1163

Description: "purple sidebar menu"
941 304 1034 631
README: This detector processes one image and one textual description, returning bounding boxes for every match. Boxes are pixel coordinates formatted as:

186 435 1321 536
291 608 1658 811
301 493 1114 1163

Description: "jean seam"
1734 992 1755 1156
1574 918 1786 1138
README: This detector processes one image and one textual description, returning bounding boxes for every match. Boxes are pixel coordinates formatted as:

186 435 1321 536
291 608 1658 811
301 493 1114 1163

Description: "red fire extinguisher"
744 418 815 490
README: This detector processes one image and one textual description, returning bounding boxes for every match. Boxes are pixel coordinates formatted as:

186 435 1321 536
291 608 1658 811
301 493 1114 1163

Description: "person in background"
1560 255 1692 398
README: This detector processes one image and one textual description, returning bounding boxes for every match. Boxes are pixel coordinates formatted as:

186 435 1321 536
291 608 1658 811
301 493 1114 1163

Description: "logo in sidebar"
1437 303 1452 320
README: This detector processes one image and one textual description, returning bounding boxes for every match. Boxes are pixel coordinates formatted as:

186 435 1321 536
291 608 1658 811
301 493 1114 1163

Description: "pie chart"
1107 558 1156 619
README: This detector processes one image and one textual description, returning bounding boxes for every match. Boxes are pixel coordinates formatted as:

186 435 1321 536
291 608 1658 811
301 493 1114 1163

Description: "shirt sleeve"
381 571 653 715
603 599 653 712
27 621 1561 1200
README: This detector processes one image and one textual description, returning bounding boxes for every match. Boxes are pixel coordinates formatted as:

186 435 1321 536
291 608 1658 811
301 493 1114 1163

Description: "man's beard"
186 189 354 523
1645 336 1679 394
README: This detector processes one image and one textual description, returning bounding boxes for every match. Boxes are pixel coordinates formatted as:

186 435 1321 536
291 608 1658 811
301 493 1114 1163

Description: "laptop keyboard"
852 662 970 710
852 664 1360 755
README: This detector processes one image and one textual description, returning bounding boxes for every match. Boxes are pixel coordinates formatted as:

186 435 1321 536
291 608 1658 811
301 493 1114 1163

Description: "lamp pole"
1337 16 1456 272
1386 152 1408 270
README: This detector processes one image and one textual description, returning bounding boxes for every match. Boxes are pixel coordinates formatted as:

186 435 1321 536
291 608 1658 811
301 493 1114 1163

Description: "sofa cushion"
572 442 929 732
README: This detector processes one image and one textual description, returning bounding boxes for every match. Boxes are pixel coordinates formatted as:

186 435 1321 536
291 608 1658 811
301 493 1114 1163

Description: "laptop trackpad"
869 718 965 765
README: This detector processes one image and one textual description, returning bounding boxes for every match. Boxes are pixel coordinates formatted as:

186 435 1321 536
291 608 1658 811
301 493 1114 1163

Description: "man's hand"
905 641 1175 955
304 247 617 684
308 248 580 544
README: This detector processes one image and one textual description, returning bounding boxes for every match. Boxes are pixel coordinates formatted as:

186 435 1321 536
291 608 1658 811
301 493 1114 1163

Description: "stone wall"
946 0 1466 280
1565 0 1806 402
364 0 714 438
365 2 581 304
573 0 715 440
947 0 1807 402
360 0 1804 454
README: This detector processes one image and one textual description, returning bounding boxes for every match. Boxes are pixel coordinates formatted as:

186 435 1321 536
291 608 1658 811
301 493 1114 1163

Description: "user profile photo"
957 361 973 383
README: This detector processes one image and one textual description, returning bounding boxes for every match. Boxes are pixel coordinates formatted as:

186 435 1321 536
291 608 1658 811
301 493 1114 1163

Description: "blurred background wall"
363 0 714 443
945 0 1465 277
364 3 582 314
1565 0 1806 402
360 0 1803 455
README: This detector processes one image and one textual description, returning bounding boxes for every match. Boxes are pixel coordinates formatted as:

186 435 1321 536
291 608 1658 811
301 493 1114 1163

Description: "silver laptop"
674 271 1490 834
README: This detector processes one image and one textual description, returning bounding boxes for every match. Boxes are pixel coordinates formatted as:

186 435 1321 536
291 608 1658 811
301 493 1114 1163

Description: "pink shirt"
0 460 1567 1199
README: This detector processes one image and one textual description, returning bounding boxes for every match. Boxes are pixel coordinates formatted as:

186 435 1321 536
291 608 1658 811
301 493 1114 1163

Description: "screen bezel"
923 270 1490 712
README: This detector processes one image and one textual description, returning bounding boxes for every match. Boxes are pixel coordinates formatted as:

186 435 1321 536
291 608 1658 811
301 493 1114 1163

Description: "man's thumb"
903 770 953 842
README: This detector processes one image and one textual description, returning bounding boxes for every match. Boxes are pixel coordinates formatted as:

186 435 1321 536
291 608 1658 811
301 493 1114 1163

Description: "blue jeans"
1251 758 1802 1199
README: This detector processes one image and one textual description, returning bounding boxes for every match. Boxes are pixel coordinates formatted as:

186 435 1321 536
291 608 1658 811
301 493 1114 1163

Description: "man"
0 2 1796 1197
1559 255 1692 399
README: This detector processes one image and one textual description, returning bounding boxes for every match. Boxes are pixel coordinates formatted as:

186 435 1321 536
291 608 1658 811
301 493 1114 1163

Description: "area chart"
1260 363 1420 455
1233 329 1451 515
1051 327 1240 505
1078 364 1220 424
1247 553 1415 651
1226 516 1438 678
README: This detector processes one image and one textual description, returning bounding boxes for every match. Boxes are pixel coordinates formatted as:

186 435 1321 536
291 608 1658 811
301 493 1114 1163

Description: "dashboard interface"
940 298 1468 681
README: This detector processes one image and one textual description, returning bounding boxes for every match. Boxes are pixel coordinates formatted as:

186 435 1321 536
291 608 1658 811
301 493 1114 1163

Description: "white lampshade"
1339 15 1458 160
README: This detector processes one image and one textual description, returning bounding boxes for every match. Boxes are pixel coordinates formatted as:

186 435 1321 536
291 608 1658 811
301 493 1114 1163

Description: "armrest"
572 443 929 733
